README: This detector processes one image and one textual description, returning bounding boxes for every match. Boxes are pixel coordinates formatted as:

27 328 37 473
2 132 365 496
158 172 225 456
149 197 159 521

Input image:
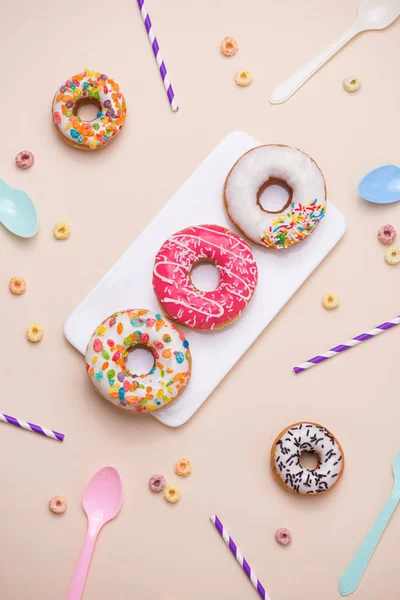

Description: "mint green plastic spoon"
339 451 400 595
0 179 38 238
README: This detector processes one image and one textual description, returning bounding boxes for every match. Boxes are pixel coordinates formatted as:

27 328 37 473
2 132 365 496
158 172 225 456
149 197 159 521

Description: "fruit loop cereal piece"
49 496 67 514
15 150 34 169
52 70 127 151
164 485 181 503
9 276 26 295
85 309 192 414
235 70 252 87
153 225 258 331
174 458 192 477
378 224 396 245
26 323 43 342
149 474 166 493
385 247 400 265
53 221 71 240
220 37 239 57
275 528 292 546
322 292 340 310
343 76 361 92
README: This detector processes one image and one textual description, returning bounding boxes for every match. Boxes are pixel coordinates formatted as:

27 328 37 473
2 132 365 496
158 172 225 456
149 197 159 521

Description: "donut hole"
257 177 293 214
125 345 155 377
73 97 102 121
190 260 220 292
299 451 319 471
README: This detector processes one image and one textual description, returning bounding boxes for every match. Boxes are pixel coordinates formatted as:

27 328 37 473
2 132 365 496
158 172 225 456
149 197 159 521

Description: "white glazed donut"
224 145 327 249
270 422 344 495
85 309 191 413
52 69 126 150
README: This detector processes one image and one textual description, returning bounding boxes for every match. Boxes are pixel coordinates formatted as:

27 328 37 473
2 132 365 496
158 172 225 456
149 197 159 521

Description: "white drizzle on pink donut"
152 225 258 330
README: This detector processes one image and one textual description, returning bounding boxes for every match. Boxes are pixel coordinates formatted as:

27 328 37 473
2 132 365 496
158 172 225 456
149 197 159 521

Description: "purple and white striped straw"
294 315 400 374
210 515 271 600
136 0 179 112
0 412 64 442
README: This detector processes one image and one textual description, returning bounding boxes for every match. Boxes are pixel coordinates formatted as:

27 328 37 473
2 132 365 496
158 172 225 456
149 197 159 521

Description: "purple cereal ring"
148 474 166 493
378 224 396 245
15 150 34 169
275 528 292 545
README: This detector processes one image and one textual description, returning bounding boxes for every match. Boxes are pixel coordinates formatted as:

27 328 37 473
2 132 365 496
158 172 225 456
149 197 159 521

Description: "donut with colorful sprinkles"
224 145 327 249
52 69 126 150
270 422 344 495
85 309 191 413
152 224 258 331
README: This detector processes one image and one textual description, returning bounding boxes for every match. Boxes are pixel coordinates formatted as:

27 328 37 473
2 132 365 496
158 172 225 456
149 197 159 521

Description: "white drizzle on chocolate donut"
272 422 344 495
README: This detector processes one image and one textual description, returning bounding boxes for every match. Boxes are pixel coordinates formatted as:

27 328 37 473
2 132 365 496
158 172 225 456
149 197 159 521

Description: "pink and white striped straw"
294 315 400 373
210 515 271 600
136 0 179 112
0 412 64 442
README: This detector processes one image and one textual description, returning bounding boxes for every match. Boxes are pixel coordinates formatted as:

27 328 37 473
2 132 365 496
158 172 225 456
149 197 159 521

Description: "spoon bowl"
0 179 38 238
358 165 400 204
356 0 400 30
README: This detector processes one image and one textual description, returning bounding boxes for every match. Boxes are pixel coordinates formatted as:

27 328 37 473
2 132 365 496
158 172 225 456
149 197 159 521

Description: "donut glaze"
224 145 327 249
85 309 191 413
52 69 126 150
271 422 344 495
152 225 258 331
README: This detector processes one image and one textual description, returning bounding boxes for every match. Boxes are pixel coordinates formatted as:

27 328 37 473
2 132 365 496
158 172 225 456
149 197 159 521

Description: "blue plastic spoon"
339 451 400 595
359 165 400 204
0 179 38 238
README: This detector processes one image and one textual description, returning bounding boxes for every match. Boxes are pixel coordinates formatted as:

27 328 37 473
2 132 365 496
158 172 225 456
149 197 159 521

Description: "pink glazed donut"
152 224 258 331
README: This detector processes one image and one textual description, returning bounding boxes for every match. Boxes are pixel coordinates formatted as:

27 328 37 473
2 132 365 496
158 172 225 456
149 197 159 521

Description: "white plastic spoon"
270 0 400 105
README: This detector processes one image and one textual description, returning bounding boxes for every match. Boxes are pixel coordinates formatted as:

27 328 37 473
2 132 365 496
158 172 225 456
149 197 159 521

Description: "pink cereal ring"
49 496 67 514
275 528 292 545
153 224 258 331
15 150 34 169
378 224 396 245
148 474 166 493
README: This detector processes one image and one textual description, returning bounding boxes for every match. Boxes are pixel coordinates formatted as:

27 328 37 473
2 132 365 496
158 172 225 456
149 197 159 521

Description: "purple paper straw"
136 0 179 112
0 412 64 442
210 515 271 600
293 315 400 373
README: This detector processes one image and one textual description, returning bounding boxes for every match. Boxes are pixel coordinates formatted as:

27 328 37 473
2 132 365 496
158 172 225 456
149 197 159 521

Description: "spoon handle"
270 25 359 104
66 529 98 600
339 491 399 596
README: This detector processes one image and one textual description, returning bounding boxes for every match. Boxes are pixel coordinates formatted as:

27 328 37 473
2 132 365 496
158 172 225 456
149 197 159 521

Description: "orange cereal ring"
220 37 239 57
9 276 26 295
174 458 192 477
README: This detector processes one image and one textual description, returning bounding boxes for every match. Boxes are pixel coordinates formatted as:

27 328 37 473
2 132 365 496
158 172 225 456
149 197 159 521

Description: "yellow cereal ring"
53 221 71 240
26 323 44 342
164 485 181 503
235 70 252 87
322 293 340 310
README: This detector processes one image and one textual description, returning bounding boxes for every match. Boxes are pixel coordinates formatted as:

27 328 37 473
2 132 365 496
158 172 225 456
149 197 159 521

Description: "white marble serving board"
64 131 346 427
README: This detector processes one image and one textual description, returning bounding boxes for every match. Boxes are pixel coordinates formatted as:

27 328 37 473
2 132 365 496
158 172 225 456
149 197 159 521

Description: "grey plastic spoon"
270 0 400 104
339 451 400 595
0 179 38 238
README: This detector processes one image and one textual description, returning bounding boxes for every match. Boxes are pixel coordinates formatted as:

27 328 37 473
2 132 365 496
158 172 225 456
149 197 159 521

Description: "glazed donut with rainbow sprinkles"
52 69 127 150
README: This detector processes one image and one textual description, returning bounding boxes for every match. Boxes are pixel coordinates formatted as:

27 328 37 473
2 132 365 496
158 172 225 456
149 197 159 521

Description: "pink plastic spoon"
66 466 123 599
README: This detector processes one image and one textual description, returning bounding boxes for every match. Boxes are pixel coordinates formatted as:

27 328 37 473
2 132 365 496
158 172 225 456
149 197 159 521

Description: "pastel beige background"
0 1 399 598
